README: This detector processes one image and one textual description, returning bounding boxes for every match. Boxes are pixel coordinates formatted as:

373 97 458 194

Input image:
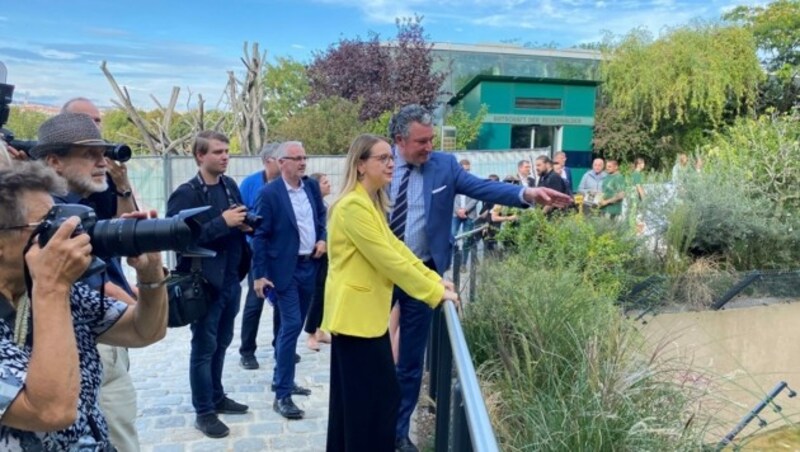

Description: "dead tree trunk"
227 42 267 155
101 61 208 155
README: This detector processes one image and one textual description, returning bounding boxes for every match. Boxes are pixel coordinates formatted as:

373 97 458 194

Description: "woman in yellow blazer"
322 134 458 452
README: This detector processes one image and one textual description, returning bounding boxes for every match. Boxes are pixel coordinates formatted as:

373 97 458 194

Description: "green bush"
496 209 641 297
464 263 706 451
705 112 800 213
642 167 800 271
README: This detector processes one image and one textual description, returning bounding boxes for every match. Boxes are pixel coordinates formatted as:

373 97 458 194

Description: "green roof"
447 75 601 106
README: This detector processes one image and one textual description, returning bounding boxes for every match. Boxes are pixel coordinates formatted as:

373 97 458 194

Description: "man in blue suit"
388 105 572 452
252 141 327 420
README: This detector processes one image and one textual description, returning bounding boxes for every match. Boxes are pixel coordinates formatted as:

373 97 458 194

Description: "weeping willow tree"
595 24 765 165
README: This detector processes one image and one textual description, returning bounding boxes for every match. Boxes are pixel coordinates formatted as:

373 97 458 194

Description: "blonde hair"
329 134 391 218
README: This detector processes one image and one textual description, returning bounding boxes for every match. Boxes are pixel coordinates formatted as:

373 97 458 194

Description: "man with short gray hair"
238 142 283 370
252 141 327 420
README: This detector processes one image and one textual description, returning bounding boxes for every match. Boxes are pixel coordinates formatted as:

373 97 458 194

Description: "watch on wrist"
116 189 133 198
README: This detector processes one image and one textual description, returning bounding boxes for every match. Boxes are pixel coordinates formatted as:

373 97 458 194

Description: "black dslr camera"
231 203 263 229
35 204 215 278
0 61 131 161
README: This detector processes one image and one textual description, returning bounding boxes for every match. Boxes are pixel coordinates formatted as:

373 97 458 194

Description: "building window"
510 125 555 151
514 97 562 110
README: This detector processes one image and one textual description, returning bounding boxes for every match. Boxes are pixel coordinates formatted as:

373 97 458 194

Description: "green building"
447 74 600 176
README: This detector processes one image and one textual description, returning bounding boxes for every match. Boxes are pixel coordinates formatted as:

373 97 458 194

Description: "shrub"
641 167 800 271
705 112 800 214
464 263 707 451
496 209 641 298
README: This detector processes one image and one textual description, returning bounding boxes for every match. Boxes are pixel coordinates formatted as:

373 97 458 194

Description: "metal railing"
427 224 499 452
430 301 500 452
451 225 487 301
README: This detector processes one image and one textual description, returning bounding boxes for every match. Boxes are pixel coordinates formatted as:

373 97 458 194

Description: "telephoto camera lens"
89 206 211 258
105 144 132 162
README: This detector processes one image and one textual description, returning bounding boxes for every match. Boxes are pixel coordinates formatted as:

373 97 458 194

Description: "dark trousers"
394 260 437 440
190 276 242 415
327 333 399 452
241 270 281 359
273 259 317 399
239 271 264 358
304 255 328 334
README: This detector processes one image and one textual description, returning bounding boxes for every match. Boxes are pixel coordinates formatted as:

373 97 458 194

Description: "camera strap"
194 173 237 207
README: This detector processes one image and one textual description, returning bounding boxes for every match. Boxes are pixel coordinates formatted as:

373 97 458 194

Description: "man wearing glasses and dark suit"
252 141 327 420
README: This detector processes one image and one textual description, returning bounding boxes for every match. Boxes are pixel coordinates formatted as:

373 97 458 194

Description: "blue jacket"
252 177 327 292
416 152 526 274
166 174 251 291
239 170 268 210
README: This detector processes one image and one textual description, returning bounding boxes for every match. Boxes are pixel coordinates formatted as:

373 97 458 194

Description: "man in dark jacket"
166 131 251 439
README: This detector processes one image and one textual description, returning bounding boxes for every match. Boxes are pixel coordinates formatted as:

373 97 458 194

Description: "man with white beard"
31 112 143 451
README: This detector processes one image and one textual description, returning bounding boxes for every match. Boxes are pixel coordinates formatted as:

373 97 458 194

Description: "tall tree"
307 16 447 120
596 24 764 165
724 0 800 113
263 56 310 129
271 97 363 155
601 25 763 130
227 42 267 155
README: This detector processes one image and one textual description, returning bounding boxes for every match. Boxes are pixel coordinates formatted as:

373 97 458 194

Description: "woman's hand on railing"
441 289 461 317
441 278 455 292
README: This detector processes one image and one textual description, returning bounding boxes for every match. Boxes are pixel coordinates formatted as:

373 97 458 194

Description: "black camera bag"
167 258 212 327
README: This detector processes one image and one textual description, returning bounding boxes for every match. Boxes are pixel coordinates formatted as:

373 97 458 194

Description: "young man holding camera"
166 131 252 439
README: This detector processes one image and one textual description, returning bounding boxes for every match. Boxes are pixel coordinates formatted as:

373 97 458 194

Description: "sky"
0 0 760 110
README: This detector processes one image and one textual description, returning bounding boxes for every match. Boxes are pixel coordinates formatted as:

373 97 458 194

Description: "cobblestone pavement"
130 292 331 452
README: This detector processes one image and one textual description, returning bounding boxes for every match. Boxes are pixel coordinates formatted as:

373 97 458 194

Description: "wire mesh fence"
125 149 549 215
620 269 800 317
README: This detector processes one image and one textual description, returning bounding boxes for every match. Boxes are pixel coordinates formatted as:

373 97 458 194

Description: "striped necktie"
390 165 413 240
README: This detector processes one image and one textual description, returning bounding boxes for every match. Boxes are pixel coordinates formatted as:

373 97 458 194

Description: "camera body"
36 204 215 279
231 203 263 229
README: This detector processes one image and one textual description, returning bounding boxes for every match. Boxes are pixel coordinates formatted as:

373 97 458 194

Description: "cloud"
314 0 433 23
291 44 306 49
40 49 80 60
0 47 50 61
314 0 723 41
1 36 239 110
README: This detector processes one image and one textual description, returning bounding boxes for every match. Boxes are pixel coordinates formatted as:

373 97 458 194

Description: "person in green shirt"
599 159 625 218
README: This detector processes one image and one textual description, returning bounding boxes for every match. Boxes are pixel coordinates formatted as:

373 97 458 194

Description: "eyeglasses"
0 221 43 232
365 154 395 164
280 156 308 162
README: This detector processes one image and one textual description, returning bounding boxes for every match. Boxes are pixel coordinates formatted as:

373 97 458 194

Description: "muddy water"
639 300 800 446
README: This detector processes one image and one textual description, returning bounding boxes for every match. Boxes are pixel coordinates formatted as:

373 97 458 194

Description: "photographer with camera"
32 111 145 450
166 131 252 439
62 97 137 220
0 161 167 450
61 98 142 451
